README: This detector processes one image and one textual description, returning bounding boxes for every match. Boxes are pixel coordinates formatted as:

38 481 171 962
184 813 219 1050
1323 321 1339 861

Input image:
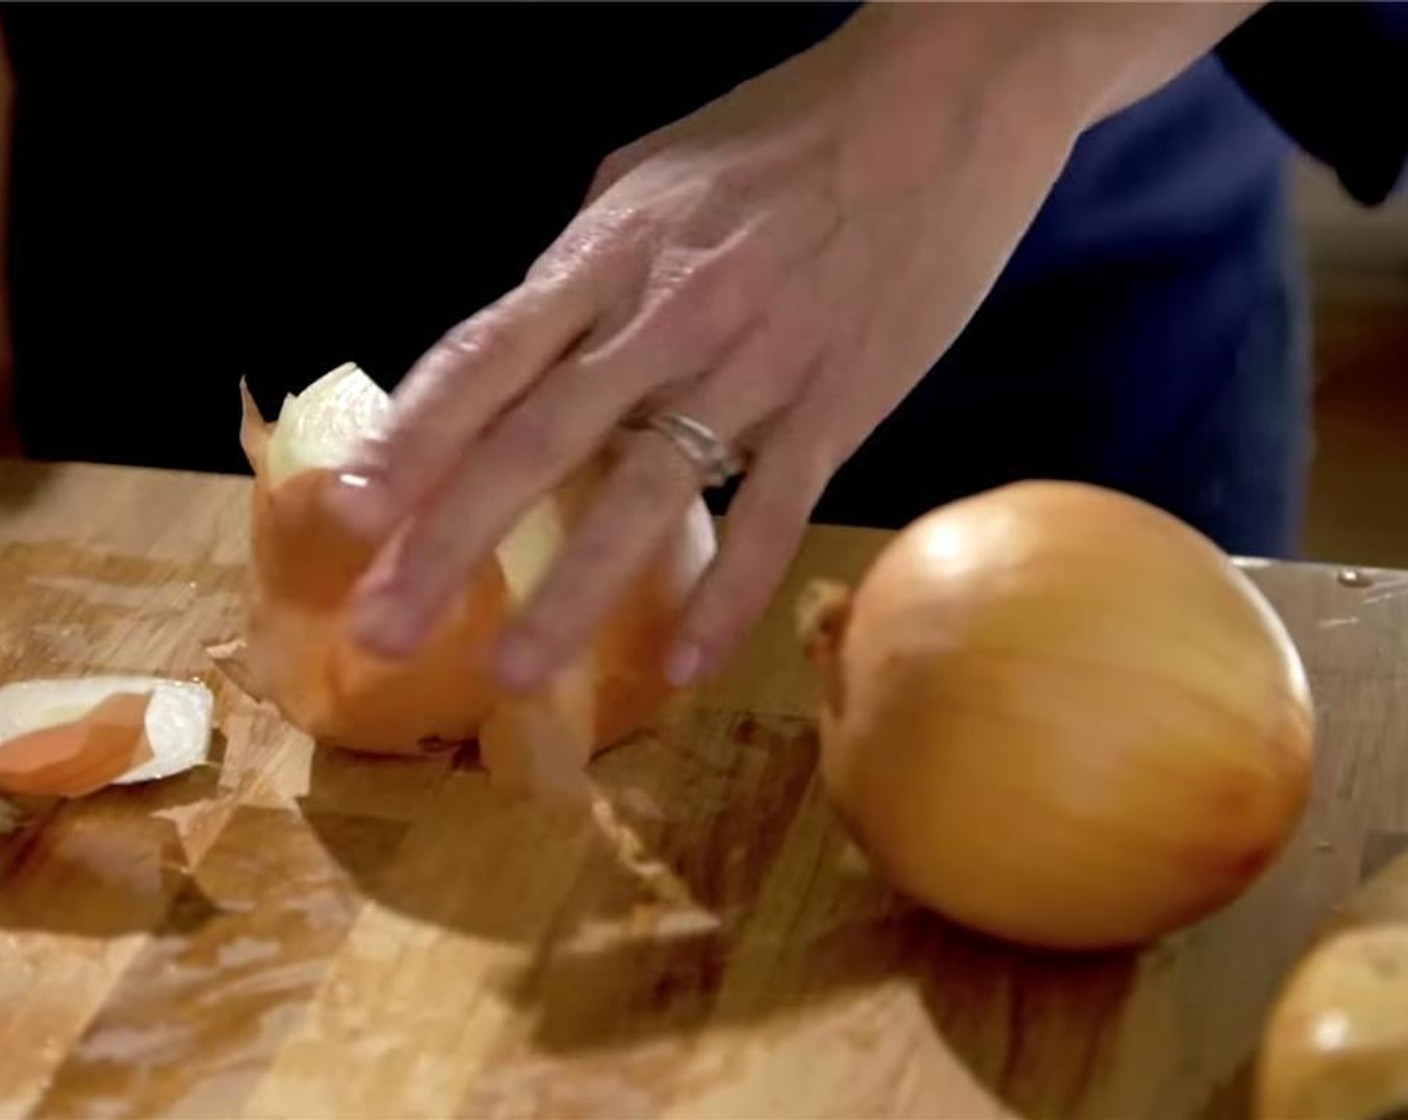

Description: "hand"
328 2 1258 690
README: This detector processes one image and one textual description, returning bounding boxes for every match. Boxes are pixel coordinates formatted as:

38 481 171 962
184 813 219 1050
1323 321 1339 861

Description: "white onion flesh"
0 676 214 783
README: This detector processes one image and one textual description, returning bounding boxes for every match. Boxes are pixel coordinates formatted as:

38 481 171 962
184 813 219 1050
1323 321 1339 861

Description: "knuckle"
607 203 653 245
644 256 735 358
681 184 750 249
652 249 727 308
471 319 520 366
532 218 610 282
593 149 633 190
590 126 665 200
440 310 517 367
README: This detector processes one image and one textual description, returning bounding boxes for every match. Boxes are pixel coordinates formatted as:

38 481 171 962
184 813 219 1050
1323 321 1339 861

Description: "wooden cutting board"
2 459 1406 1120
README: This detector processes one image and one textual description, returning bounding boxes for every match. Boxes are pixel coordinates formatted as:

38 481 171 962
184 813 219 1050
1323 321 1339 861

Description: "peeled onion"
231 362 716 794
0 676 214 796
798 480 1314 950
1257 851 1408 1119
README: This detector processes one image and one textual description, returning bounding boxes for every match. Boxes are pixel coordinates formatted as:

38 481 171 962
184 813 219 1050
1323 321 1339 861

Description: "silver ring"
628 410 747 488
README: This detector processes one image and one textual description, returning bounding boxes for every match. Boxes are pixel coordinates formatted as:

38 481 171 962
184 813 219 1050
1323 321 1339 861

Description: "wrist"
1026 2 1265 125
823 5 1094 207
830 2 1263 181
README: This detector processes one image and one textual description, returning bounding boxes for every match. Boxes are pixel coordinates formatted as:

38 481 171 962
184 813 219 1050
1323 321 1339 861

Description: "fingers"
494 380 833 694
491 361 787 688
345 212 830 660
340 162 840 667
324 274 599 542
493 433 703 690
665 408 834 686
341 280 734 661
492 330 827 692
574 195 827 388
326 191 811 551
581 132 667 207
344 353 660 659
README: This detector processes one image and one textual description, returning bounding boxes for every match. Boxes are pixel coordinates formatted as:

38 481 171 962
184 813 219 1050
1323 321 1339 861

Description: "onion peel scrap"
0 676 215 800
0 691 154 797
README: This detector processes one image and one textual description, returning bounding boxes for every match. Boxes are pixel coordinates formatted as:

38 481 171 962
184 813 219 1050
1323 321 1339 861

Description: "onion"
797 480 1314 950
1257 851 1408 1119
0 676 214 796
231 362 716 795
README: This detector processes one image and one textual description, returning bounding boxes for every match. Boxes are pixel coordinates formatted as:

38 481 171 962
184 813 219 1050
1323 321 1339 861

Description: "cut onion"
0 676 214 796
799 480 1314 950
232 362 716 794
1257 851 1408 1119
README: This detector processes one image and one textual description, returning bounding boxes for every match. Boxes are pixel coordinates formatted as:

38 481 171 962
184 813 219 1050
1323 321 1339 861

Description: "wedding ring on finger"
627 410 748 489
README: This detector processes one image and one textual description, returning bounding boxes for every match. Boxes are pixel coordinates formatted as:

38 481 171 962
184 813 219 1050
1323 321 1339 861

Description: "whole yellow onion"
798 481 1314 950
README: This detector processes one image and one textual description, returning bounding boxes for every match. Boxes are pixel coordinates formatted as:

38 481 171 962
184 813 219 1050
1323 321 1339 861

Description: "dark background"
3 2 853 476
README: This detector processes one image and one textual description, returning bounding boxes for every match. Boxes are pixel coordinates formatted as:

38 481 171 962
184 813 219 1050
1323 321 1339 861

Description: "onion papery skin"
235 370 716 774
802 480 1314 951
0 692 154 797
244 465 508 755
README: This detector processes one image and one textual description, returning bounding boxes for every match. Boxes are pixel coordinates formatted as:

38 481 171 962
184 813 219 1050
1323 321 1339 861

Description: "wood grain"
2 459 1407 1119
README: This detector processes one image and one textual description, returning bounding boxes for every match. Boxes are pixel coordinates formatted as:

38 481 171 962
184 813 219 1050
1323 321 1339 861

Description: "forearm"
824 2 1265 196
1014 1 1266 126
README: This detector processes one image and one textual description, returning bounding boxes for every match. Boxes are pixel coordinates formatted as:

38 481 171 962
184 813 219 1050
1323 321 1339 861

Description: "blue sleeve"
1217 1 1408 205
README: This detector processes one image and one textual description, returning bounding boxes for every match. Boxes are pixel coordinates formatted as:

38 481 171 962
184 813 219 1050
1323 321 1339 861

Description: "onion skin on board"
799 480 1314 951
0 677 215 800
1257 850 1408 1120
230 364 716 796
0 692 153 797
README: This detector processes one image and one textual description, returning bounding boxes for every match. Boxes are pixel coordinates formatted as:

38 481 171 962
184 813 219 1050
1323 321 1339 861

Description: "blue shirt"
817 3 1407 555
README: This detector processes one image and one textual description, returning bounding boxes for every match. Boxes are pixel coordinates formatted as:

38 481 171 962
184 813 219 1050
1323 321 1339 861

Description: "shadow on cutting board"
0 766 222 938
291 705 1147 1120
506 715 1141 1119
291 707 821 947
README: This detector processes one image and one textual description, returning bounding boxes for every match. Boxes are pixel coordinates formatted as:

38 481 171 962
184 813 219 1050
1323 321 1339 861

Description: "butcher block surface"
1 458 1406 1119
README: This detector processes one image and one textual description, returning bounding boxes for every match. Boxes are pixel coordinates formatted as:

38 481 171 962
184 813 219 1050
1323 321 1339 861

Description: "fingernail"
496 631 547 692
665 642 704 688
324 471 397 541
